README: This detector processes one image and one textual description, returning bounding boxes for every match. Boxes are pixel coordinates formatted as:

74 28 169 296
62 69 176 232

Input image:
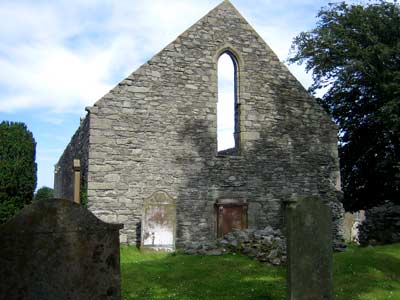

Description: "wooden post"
53 165 60 198
73 159 81 204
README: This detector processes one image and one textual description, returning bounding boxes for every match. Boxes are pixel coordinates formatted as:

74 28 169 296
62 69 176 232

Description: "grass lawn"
121 243 400 300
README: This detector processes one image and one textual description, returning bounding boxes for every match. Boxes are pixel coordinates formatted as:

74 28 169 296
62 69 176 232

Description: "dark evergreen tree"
0 121 37 223
289 1 400 211
34 186 54 201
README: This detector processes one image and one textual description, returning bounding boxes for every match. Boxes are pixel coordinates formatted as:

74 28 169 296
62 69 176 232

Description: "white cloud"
217 54 236 145
218 130 235 151
0 44 113 112
0 0 342 188
1 0 356 114
218 92 235 128
0 0 328 114
218 53 235 82
0 0 222 113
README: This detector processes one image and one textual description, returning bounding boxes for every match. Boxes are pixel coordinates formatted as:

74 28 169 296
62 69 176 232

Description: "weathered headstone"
141 191 176 251
285 196 332 300
342 212 355 242
0 198 123 300
342 210 365 243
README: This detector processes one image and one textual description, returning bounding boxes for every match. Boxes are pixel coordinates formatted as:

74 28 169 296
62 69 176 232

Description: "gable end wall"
78 2 344 246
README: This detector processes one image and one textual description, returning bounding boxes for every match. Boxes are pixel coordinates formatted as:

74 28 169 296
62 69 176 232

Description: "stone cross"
285 196 333 300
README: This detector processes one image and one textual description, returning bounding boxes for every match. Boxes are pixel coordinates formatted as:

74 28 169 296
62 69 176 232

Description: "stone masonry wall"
55 114 90 201
76 1 344 246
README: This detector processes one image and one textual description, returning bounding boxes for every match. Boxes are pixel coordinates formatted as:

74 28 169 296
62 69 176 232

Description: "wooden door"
217 204 247 237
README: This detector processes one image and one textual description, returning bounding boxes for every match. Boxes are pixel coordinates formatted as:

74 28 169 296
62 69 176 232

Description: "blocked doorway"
215 199 247 237
141 191 176 251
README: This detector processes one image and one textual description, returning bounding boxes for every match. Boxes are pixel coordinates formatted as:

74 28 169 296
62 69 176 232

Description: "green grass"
121 243 400 300
333 243 400 300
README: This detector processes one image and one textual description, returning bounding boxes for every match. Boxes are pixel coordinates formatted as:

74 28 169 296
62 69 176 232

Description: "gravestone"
342 212 355 242
141 191 176 251
285 196 332 300
342 210 365 243
0 198 123 300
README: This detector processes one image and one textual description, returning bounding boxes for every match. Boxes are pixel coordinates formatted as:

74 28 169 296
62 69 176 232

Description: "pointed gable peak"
200 0 275 57
218 0 234 8
209 0 244 18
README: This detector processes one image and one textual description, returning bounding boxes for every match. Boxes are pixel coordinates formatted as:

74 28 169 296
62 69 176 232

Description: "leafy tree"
289 1 400 211
34 186 54 201
0 121 37 223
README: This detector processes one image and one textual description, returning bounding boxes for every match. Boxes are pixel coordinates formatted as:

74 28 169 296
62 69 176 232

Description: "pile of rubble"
183 226 287 266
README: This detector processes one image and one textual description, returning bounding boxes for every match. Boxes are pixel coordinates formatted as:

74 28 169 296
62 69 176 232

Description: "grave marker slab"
285 196 332 300
141 191 176 251
0 198 123 300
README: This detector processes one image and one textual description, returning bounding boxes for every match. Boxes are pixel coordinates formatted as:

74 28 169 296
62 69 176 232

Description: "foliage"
120 244 400 300
34 186 54 201
289 1 400 211
0 121 37 223
80 184 87 207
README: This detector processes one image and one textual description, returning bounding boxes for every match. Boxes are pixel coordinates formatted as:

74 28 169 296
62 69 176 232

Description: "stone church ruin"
55 0 344 249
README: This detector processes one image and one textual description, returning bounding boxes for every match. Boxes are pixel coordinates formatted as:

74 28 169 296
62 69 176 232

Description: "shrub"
0 121 37 223
34 186 54 201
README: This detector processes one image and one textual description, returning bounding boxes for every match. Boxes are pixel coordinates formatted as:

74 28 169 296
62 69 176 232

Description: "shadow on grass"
333 243 400 300
121 244 400 300
121 248 286 300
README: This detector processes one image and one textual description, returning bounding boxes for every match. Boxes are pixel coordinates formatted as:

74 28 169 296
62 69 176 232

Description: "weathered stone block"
285 196 332 300
127 86 149 93
0 199 123 300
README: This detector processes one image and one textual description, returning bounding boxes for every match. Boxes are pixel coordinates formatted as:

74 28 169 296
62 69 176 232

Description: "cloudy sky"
0 0 359 189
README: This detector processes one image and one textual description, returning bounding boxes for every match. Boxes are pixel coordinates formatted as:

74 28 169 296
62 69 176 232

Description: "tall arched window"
217 51 239 153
